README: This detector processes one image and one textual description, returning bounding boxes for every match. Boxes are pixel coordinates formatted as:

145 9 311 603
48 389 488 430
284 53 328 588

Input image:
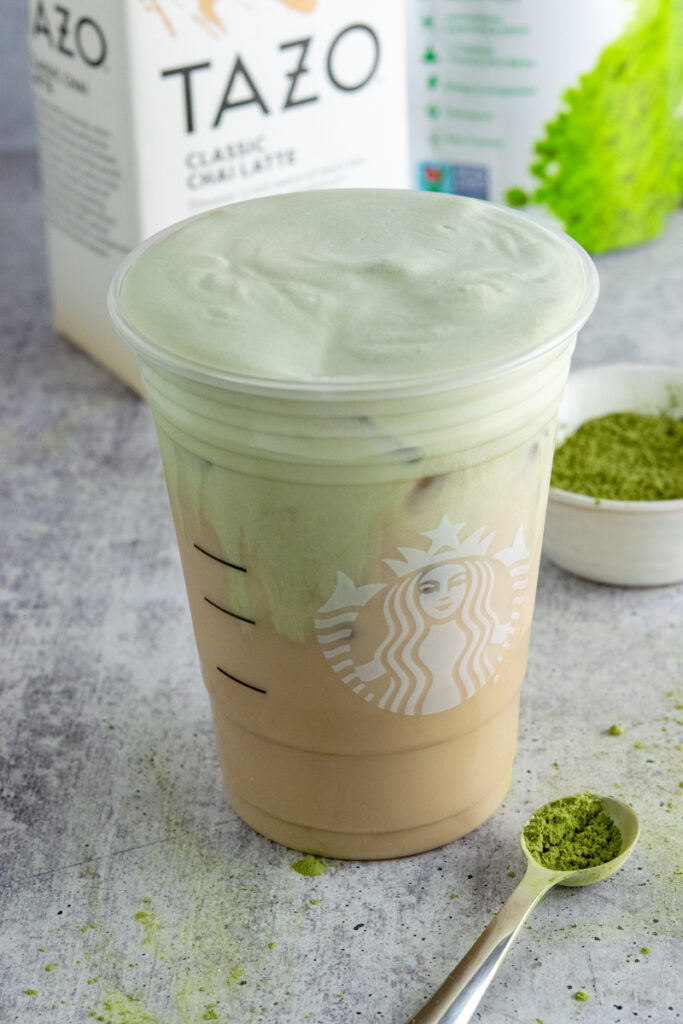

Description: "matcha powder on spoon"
551 410 683 501
524 793 622 871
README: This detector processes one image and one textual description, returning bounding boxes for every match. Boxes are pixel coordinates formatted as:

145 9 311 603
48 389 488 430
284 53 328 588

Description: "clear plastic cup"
109 194 598 859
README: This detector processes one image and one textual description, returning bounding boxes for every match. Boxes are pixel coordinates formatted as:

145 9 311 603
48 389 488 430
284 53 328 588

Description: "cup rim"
107 192 600 400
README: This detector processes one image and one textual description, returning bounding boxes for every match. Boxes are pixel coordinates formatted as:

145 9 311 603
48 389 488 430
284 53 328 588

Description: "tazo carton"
408 0 683 253
27 0 408 391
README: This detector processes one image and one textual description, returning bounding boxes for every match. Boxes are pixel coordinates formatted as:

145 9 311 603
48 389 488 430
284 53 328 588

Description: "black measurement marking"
204 596 255 626
194 543 246 572
217 666 266 695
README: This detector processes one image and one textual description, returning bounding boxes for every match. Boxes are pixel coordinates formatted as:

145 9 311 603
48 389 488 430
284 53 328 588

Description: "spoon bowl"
520 795 640 888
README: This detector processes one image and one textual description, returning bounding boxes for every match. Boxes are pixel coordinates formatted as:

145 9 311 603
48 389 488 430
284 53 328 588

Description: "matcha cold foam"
119 190 586 382
111 190 597 858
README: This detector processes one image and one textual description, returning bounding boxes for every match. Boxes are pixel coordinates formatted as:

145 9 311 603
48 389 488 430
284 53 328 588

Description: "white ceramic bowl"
543 363 683 586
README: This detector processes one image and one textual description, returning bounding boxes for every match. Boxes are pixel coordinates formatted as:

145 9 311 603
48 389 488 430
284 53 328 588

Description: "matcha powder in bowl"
550 410 683 501
543 363 683 586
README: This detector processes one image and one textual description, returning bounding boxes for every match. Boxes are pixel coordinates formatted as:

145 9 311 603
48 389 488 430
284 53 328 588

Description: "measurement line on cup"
204 596 256 625
194 543 246 573
217 666 267 695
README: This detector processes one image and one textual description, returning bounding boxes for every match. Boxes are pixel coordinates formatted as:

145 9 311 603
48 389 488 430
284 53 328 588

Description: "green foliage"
505 187 529 207
526 0 683 251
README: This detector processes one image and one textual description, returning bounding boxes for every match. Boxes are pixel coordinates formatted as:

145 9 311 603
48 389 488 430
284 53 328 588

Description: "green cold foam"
117 190 589 643
118 190 587 383
154 400 559 643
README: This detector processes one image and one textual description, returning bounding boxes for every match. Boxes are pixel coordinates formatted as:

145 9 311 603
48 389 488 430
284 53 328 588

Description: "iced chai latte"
109 190 598 858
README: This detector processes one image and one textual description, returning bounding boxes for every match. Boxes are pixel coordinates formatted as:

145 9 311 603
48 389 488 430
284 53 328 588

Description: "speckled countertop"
1 151 682 1024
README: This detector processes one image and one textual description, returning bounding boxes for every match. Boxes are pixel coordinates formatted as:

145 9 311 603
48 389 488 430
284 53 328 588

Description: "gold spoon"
407 796 639 1024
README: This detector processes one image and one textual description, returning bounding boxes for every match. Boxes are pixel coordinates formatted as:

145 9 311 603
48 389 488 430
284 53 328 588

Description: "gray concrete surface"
0 1 37 152
1 148 682 1024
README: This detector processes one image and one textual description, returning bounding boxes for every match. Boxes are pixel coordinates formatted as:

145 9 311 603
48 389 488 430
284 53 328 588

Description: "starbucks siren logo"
315 516 531 716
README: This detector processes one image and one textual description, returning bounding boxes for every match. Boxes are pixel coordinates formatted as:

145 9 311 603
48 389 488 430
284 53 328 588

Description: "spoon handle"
406 866 556 1024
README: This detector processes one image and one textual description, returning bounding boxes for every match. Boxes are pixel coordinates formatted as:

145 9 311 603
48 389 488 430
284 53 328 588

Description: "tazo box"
408 0 683 253
27 0 408 391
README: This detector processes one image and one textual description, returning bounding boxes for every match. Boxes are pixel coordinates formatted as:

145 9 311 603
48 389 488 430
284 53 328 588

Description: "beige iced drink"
110 190 597 858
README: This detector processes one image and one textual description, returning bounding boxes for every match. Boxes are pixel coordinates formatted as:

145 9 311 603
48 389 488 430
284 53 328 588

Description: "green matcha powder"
524 793 622 871
551 411 683 501
291 855 327 877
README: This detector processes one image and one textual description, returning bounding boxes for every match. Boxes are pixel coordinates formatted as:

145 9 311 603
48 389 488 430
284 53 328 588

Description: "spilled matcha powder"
524 794 622 871
551 411 683 501
291 854 327 877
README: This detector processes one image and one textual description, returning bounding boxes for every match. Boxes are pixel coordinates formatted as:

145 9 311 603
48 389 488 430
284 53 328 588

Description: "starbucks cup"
109 190 598 859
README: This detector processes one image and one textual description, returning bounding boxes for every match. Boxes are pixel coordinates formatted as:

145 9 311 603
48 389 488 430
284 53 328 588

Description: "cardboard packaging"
408 0 683 253
27 0 409 391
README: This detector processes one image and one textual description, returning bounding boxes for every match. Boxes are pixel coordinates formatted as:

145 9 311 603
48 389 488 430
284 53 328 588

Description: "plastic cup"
109 193 598 859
